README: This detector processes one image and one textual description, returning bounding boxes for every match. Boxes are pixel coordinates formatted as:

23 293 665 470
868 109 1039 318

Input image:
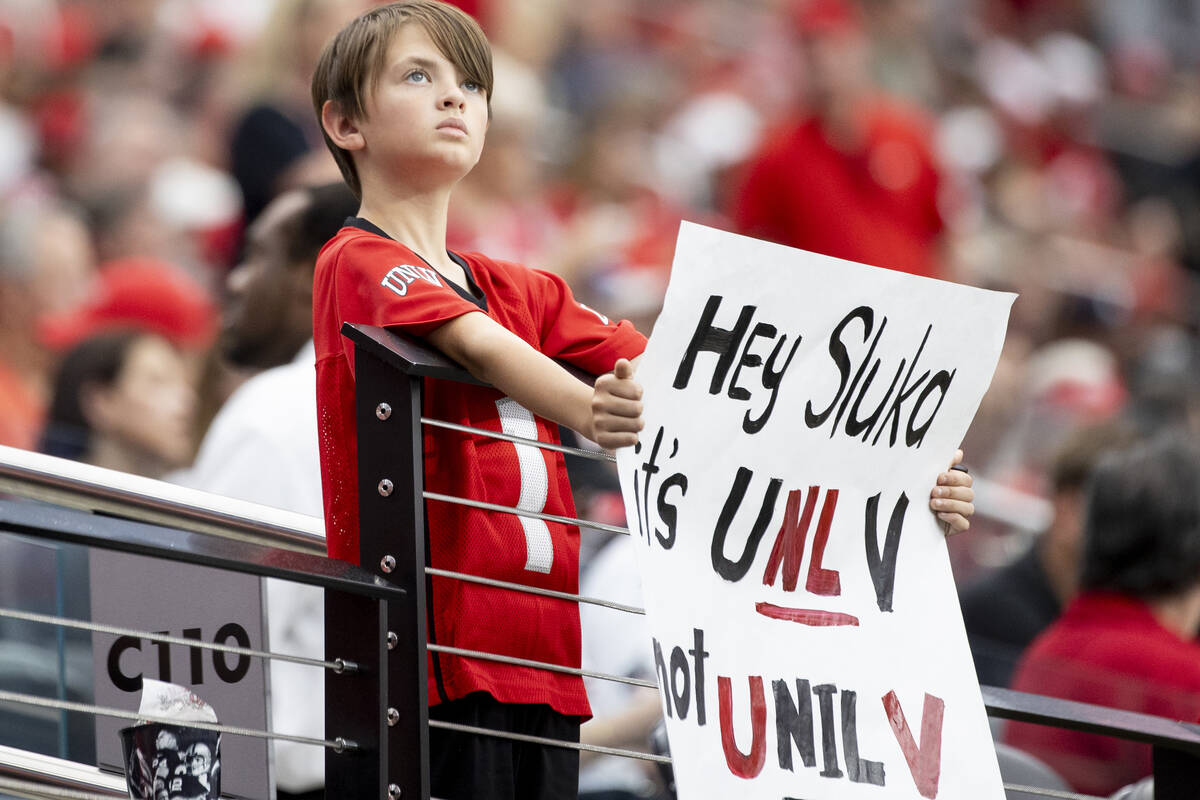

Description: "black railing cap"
983 685 1200 754
342 322 596 387
342 323 484 385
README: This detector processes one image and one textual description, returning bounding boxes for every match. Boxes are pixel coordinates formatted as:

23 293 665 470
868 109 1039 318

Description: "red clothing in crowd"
0 361 41 450
313 219 645 717
730 99 944 278
1005 592 1200 795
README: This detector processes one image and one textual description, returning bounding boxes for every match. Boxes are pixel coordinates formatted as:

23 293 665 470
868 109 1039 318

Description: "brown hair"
311 1 493 198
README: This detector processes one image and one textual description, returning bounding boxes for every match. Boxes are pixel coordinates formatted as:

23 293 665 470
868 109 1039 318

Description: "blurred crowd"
0 0 1197 496
2 0 1200 796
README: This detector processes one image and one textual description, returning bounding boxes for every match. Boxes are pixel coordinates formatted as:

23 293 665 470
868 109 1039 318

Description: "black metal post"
324 588 388 798
1153 744 1200 800
353 344 430 800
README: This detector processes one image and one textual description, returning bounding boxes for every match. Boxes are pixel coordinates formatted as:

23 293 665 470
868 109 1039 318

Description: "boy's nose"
440 84 466 109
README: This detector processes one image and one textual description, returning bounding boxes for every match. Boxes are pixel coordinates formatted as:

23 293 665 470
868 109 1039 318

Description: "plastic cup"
119 723 221 800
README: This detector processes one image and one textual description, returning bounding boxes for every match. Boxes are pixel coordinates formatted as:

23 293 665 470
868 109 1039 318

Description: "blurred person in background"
447 51 564 267
959 422 1136 687
36 256 218 370
179 181 357 509
1005 434 1200 796
982 337 1127 494
35 255 218 459
549 97 704 333
727 0 945 278
228 0 364 237
0 195 96 450
44 4 246 278
38 330 195 479
175 181 358 800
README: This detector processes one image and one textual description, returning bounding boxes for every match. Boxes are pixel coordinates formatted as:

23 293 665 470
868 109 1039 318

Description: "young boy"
309 3 975 798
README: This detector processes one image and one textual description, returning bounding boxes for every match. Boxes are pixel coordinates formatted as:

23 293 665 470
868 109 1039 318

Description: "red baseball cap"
37 257 218 351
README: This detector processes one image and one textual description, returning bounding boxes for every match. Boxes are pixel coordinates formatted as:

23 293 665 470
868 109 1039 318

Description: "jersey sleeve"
332 234 484 361
527 267 647 376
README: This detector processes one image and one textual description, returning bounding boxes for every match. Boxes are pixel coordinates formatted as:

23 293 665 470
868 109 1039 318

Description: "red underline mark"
755 602 860 627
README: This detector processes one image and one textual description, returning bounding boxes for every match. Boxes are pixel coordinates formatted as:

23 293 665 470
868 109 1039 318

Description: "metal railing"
0 456 402 798
341 323 1200 800
0 445 325 553
0 323 1197 800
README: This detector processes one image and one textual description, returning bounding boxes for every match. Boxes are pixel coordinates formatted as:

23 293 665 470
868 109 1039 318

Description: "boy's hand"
592 358 644 450
931 449 974 535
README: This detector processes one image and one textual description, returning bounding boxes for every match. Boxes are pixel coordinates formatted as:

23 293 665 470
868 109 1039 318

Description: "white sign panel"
615 222 1014 800
90 550 270 799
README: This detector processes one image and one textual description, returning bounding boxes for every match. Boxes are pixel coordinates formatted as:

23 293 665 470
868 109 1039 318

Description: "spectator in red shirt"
1005 434 1200 796
727 0 944 278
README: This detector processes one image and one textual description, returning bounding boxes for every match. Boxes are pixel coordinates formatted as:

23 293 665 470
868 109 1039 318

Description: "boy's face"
355 23 489 190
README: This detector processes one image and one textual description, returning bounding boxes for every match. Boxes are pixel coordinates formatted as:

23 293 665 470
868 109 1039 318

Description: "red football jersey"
313 219 646 716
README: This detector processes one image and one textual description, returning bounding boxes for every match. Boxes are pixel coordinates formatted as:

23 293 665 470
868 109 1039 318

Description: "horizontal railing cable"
0 440 1053 550
428 643 657 688
0 776 121 800
421 420 1057 535
0 608 354 673
999 784 1105 800
424 491 629 535
427 720 672 764
425 567 644 615
421 418 615 463
0 690 356 752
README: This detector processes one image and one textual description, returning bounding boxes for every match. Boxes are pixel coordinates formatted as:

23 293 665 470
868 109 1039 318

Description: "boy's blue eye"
462 80 481 93
406 70 429 83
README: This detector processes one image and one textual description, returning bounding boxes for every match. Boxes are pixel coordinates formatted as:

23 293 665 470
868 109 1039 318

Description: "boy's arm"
427 312 643 449
432 308 973 525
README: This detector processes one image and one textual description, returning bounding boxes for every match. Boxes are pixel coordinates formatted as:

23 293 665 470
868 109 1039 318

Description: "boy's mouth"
437 118 468 135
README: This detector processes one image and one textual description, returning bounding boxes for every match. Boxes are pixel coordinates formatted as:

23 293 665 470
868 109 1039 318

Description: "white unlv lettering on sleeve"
495 398 554 574
381 264 444 298
578 302 609 325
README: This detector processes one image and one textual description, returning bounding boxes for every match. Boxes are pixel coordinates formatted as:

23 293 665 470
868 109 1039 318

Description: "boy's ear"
322 100 365 152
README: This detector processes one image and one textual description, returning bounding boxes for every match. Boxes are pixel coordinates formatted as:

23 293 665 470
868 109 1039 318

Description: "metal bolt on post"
378 479 394 497
380 555 396 573
376 403 392 420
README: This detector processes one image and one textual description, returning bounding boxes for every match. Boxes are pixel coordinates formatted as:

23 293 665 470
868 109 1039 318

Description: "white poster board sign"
615 222 1014 800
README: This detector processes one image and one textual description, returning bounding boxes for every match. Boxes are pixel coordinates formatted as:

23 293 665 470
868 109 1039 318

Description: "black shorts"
429 692 581 800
